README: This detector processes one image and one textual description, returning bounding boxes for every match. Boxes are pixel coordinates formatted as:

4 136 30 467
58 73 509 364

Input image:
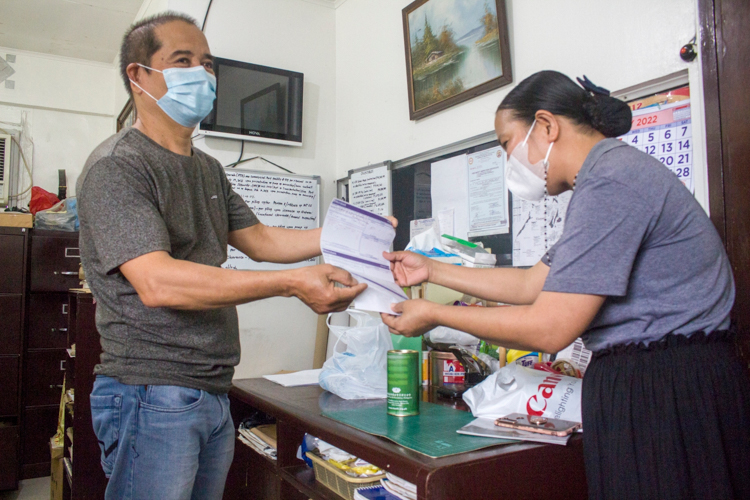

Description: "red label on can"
443 360 465 384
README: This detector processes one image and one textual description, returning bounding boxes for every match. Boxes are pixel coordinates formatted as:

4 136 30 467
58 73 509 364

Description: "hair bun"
586 94 632 138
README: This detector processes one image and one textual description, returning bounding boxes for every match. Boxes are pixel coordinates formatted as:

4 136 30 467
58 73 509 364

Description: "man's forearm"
229 225 322 264
125 251 299 310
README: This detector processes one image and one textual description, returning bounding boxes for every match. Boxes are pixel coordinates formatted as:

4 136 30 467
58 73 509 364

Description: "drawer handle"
50 385 64 390
65 247 80 258
54 271 79 276
51 328 68 333
62 304 68 315
60 360 66 371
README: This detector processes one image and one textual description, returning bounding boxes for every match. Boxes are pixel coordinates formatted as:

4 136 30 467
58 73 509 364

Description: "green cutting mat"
322 401 516 458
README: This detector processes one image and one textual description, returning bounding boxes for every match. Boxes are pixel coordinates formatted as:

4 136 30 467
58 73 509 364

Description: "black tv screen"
199 57 304 146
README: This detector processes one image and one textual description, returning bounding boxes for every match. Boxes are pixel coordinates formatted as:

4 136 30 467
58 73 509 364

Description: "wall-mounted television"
198 57 304 147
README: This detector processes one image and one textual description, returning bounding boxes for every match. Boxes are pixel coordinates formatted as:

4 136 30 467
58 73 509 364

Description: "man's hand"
290 264 367 314
380 299 439 337
383 251 432 287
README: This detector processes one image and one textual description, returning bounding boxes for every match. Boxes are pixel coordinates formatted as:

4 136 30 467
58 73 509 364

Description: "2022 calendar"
618 98 694 193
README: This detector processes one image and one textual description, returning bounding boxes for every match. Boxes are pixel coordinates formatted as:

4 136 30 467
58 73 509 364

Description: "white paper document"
409 218 438 240
512 191 572 267
467 146 509 237
321 199 408 314
263 369 323 387
432 155 469 240
349 164 392 216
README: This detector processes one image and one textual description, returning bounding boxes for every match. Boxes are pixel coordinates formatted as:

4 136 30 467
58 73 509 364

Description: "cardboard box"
0 212 33 228
50 438 64 500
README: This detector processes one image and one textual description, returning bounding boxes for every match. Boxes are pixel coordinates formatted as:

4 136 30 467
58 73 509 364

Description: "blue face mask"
130 64 216 128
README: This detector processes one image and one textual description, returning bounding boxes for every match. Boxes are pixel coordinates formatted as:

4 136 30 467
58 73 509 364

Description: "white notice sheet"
431 155 469 240
512 191 572 267
321 199 408 314
349 164 392 216
467 146 509 237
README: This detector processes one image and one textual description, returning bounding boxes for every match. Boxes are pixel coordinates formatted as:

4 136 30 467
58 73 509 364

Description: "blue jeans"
90 376 235 500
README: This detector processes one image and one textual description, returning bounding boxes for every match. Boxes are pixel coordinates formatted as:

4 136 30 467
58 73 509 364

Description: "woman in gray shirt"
382 71 749 499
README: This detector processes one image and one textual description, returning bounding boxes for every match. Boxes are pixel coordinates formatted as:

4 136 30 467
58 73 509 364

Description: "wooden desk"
227 379 588 500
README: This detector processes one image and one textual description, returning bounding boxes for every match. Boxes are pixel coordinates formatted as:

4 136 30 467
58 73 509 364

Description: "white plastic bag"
426 326 480 347
462 363 583 422
319 310 393 400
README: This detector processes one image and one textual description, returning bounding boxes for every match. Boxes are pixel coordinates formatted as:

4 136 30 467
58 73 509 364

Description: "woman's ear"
534 110 561 142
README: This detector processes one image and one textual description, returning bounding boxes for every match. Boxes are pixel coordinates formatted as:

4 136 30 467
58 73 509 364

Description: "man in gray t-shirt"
79 14 367 500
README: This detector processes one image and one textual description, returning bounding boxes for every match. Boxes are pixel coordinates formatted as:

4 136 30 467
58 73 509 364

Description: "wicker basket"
305 452 385 500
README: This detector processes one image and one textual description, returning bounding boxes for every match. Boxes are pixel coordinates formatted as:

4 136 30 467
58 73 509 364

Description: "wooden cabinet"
0 226 28 492
0 357 20 418
22 350 67 407
21 229 80 480
0 424 20 491
27 294 70 350
63 291 108 500
29 233 81 292
0 231 26 293
0 295 23 355
227 380 588 500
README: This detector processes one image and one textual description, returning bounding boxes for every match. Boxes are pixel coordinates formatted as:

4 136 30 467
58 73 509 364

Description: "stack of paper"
262 369 322 387
354 485 401 500
457 417 571 446
380 473 417 500
238 424 277 460
321 199 408 314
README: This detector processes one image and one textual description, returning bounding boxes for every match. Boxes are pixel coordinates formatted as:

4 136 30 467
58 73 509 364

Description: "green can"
387 349 420 417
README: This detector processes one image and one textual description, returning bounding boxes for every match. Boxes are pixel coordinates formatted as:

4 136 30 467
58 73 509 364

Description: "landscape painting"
402 0 512 120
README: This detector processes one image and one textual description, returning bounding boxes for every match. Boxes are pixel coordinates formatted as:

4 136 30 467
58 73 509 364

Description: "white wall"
113 0 171 115
334 0 709 209
168 0 339 379
0 46 116 207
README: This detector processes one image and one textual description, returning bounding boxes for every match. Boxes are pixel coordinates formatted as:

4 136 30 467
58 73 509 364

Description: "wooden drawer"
29 234 80 292
0 424 19 490
27 294 69 350
0 357 19 417
23 350 66 407
21 406 58 466
0 294 22 355
0 233 26 294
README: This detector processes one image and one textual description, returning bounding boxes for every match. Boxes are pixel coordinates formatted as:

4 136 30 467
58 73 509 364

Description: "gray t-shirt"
543 138 734 351
77 128 259 393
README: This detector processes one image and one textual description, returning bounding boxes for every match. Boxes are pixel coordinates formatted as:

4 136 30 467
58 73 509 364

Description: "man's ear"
126 63 144 95
535 110 560 142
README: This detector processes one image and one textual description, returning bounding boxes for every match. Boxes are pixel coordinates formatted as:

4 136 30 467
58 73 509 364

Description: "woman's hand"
380 299 439 337
383 251 433 287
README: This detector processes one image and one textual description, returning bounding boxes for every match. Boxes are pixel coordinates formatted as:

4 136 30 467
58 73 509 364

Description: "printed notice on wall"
350 163 392 216
467 146 509 237
512 191 572 267
223 169 320 271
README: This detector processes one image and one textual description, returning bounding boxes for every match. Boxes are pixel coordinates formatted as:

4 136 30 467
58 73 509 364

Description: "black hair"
497 71 632 138
119 11 199 97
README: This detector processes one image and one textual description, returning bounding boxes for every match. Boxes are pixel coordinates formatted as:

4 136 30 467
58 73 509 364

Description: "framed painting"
402 0 512 120
116 97 137 132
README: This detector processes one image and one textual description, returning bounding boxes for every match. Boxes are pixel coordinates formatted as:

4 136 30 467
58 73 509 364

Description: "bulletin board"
338 70 696 269
223 168 321 271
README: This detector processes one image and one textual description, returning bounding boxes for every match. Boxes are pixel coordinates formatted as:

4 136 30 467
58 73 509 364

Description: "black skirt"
582 331 750 500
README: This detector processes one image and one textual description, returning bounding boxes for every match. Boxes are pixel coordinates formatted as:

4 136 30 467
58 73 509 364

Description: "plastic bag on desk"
319 310 393 400
427 326 480 348
35 197 79 231
462 363 583 422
